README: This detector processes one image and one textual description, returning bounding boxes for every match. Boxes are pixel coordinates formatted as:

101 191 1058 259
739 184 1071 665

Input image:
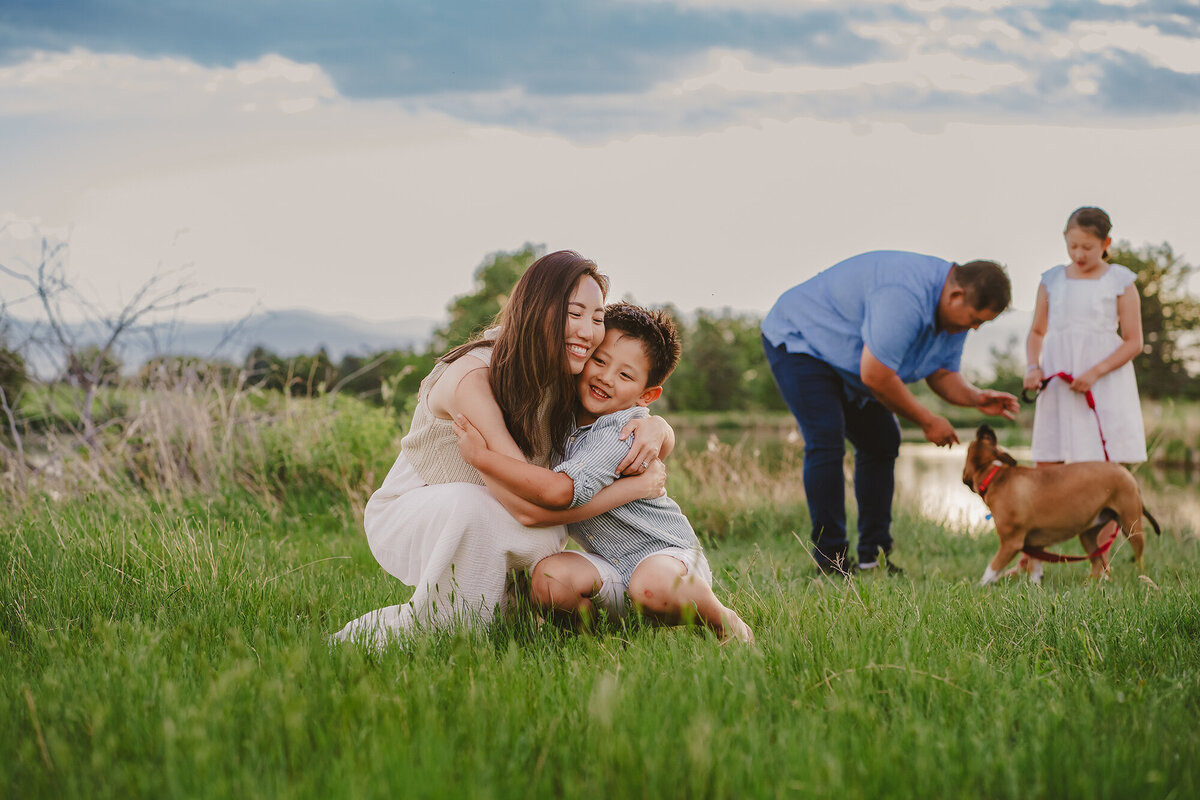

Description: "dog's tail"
1143 507 1162 537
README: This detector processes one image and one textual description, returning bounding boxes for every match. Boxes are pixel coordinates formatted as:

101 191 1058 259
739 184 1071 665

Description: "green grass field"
4 492 1199 797
3 392 1199 798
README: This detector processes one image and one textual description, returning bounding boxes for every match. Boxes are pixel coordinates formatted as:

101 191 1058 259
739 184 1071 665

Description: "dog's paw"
978 566 1000 586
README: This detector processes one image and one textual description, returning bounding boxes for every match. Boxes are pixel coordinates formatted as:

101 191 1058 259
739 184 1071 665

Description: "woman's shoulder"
464 345 494 367
434 348 492 382
424 348 494 417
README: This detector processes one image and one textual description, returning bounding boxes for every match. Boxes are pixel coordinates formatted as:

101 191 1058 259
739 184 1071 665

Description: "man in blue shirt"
762 251 1019 575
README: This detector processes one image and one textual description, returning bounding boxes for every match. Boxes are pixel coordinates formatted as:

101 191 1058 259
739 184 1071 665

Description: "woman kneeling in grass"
333 252 673 647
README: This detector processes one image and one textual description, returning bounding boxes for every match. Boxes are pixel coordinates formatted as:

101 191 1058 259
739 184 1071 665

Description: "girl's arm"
453 413 575 509
482 460 667 528
1072 283 1144 393
1024 285 1049 392
616 414 675 474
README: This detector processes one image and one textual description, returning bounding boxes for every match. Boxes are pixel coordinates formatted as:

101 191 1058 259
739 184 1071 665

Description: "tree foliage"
1111 241 1200 399
433 244 543 352
664 308 785 412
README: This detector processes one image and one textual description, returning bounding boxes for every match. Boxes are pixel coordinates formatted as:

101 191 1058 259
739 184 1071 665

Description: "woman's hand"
1022 366 1043 393
452 413 489 467
627 458 667 499
616 416 672 475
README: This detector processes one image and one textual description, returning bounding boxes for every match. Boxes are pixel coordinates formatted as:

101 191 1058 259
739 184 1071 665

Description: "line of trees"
217 240 1200 412
3 241 1197 427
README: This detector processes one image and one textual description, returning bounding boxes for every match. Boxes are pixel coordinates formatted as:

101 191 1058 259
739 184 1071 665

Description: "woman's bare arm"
426 356 526 462
453 413 575 509
481 461 667 528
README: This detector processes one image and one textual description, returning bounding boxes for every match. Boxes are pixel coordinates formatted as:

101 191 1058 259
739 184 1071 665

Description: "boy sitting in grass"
453 303 753 643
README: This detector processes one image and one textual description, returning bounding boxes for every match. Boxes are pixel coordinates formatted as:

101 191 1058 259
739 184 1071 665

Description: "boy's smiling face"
576 329 662 425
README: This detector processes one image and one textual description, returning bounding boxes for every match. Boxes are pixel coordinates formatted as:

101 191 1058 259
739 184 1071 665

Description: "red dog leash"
1021 371 1110 461
974 460 1120 564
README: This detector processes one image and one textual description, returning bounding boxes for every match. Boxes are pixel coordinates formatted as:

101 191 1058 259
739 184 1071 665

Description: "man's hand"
976 390 1019 420
922 416 959 447
452 413 490 467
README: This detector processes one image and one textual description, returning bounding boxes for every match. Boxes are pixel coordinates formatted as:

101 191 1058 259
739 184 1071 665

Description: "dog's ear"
997 449 1018 466
976 424 996 443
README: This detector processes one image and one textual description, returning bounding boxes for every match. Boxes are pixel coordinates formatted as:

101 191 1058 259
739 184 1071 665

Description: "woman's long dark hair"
442 250 608 458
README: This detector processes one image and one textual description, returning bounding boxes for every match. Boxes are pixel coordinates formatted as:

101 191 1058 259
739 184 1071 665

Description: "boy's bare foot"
719 610 755 645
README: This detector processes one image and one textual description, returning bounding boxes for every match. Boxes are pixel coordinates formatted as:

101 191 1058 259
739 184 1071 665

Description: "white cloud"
3 46 1200 329
1068 64 1101 95
1072 22 1200 74
677 49 1028 95
627 0 1014 9
0 49 337 118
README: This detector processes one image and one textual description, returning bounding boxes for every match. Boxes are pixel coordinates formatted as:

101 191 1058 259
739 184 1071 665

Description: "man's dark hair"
954 260 1011 313
601 302 681 388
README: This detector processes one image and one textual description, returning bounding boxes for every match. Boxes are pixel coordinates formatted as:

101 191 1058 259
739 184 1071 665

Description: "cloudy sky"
1 0 1198 326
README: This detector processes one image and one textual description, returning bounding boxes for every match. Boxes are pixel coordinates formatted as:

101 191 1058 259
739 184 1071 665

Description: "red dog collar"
976 461 1003 497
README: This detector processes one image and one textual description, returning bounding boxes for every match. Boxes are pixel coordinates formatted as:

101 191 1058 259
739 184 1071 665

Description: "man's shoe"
815 553 853 577
855 560 904 577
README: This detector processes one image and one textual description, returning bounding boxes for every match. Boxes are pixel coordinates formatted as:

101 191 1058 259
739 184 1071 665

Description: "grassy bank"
4 400 1199 798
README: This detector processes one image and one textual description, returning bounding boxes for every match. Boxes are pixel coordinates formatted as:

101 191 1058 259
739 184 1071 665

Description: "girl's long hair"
442 250 608 458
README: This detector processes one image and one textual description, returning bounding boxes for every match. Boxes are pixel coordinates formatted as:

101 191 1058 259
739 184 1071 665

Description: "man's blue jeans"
763 337 901 569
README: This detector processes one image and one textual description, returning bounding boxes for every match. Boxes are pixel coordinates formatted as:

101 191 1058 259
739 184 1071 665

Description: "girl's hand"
616 416 667 476
452 413 489 467
1022 366 1043 392
1070 369 1099 394
627 458 667 499
976 390 1019 420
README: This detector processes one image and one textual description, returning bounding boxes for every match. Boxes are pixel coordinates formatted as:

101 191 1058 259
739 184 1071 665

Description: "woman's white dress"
332 348 566 648
1030 263 1147 463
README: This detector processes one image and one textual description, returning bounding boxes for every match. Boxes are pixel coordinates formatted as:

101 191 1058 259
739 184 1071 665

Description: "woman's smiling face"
564 275 605 374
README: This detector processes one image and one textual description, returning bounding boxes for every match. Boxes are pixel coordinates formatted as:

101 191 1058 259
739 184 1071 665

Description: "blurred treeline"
2 241 1198 420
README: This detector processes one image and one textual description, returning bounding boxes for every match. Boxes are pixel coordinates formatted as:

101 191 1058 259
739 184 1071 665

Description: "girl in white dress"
333 251 672 648
1024 207 1147 465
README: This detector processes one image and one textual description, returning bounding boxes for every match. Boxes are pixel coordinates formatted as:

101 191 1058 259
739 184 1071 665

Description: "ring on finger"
640 460 649 469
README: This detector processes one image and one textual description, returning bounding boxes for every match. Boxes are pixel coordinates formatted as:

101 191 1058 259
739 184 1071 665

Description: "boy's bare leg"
627 555 753 643
531 552 606 627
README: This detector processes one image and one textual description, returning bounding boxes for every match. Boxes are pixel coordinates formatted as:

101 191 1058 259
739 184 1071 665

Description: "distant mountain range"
3 309 440 376
3 305 1031 380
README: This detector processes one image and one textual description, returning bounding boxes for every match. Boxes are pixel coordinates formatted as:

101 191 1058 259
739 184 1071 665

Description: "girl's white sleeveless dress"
1030 263 1147 463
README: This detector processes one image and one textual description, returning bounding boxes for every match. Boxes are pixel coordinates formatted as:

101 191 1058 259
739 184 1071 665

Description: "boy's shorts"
562 547 713 618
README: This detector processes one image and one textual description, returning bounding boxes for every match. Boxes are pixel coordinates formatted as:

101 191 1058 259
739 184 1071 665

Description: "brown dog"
963 424 1160 586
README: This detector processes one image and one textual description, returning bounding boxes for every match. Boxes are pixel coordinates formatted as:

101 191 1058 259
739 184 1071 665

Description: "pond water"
677 425 1200 536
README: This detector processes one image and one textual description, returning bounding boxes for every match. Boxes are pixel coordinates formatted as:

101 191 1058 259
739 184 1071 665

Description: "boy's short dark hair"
602 302 681 388
953 260 1011 313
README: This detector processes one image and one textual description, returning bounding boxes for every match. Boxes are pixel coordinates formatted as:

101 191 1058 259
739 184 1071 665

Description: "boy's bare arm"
453 413 575 509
